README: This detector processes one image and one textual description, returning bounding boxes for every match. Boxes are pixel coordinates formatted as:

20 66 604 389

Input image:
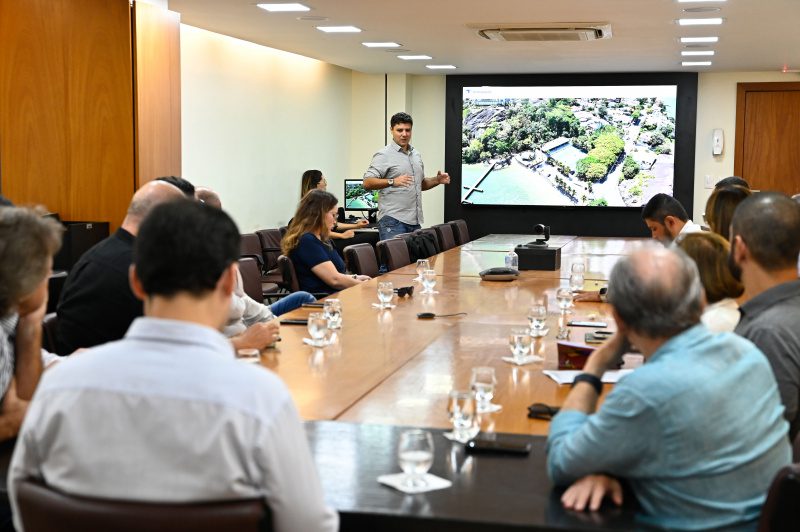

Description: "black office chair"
448 219 471 245
15 477 272 532
343 243 379 278
431 223 457 251
240 233 280 299
238 257 266 303
758 463 800 532
276 255 327 299
376 239 412 271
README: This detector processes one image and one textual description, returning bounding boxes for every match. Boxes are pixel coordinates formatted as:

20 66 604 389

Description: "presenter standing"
363 112 450 241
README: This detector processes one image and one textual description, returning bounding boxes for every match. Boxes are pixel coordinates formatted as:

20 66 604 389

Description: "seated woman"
300 170 368 239
0 206 63 441
676 232 743 333
282 190 370 295
704 185 751 241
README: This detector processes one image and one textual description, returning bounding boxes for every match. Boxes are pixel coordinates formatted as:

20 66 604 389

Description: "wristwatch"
387 178 394 187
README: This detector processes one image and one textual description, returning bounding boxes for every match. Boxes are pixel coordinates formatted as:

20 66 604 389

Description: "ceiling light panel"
677 18 724 25
316 26 362 33
682 61 712 66
681 36 719 43
681 50 715 56
426 64 456 70
257 3 310 12
362 42 402 48
398 55 432 60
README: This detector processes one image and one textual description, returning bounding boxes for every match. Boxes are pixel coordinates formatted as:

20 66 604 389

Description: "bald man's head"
195 187 222 210
122 180 186 235
608 245 703 339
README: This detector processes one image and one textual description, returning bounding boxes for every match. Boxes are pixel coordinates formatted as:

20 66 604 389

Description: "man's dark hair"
715 176 749 190
731 191 800 271
390 112 413 128
641 193 688 223
156 176 195 198
134 201 240 297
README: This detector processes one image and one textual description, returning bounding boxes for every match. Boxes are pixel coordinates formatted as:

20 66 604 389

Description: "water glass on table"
471 366 501 414
527 304 548 337
446 390 476 443
415 259 430 282
508 327 532 364
571 262 586 275
569 272 585 292
323 299 342 329
421 269 438 295
306 312 329 347
377 281 395 309
397 429 434 489
556 287 574 313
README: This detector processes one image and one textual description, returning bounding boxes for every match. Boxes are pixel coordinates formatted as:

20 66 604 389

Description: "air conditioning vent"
478 24 612 42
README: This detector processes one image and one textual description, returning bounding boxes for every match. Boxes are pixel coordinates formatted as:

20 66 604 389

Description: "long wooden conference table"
269 234 650 530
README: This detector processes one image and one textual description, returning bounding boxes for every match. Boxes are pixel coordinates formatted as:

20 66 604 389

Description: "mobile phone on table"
585 332 604 344
280 319 308 325
567 320 607 328
465 436 532 456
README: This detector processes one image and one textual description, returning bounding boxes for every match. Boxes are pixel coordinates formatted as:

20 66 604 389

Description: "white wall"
692 71 799 221
181 25 352 232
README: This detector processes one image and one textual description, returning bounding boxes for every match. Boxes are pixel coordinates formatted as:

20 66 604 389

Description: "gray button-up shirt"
735 279 800 440
363 140 425 225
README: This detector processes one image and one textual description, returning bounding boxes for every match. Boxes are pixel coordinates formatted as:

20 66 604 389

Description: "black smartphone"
585 332 604 344
280 319 309 325
567 320 608 328
465 436 532 456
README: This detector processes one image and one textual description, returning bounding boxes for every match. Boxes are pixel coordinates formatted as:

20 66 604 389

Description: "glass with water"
307 312 329 347
377 282 394 309
556 287 574 313
421 269 437 294
471 366 497 414
323 299 342 329
527 304 548 337
447 390 476 442
397 429 434 488
508 328 532 363
415 259 430 282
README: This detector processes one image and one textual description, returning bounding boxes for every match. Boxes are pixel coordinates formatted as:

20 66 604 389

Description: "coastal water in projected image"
461 86 677 208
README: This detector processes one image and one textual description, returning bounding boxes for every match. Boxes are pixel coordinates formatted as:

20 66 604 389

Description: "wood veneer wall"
0 0 135 226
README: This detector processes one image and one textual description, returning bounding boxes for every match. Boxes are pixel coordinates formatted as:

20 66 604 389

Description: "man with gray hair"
56 180 185 354
547 245 790 530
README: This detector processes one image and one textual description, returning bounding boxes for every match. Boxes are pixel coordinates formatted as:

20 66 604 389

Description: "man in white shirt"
641 193 703 245
8 200 338 532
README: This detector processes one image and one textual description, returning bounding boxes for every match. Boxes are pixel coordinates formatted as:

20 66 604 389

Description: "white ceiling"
167 0 800 75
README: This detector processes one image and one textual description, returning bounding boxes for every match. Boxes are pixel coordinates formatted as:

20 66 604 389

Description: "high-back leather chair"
240 234 265 270
238 257 265 303
15 478 272 532
448 219 470 245
343 243 379 278
376 239 412 272
758 463 800 532
277 255 301 293
431 223 456 251
255 229 282 273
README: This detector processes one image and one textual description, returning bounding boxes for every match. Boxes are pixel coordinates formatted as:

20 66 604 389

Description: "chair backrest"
414 228 441 255
42 312 59 354
278 226 288 238
240 234 264 271
448 219 470 245
238 257 264 302
376 238 412 272
431 224 456 251
343 243 379 278
15 477 271 532
255 229 282 272
758 463 800 532
276 255 300 293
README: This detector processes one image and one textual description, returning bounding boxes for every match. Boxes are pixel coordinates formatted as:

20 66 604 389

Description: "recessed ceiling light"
681 36 719 43
316 26 362 33
398 55 432 60
683 7 721 13
257 3 310 12
681 50 715 56
362 42 402 48
677 17 724 25
426 64 456 70
682 61 712 66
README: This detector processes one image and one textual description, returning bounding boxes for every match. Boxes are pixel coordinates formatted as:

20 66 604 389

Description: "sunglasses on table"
527 403 560 421
394 286 414 297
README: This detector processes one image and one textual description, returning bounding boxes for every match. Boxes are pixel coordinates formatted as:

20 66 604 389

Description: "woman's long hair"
282 189 338 255
300 170 324 198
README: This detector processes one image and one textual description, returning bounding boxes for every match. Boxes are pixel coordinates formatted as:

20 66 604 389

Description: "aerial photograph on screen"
344 181 379 209
461 85 677 207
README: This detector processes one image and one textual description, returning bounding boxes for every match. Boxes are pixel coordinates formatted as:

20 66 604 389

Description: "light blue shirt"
363 140 425 225
547 324 790 531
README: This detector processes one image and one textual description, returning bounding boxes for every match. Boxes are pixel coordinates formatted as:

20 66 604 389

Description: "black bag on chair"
404 233 438 262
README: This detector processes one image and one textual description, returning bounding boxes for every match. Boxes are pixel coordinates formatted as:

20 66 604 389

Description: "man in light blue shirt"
547 245 790 531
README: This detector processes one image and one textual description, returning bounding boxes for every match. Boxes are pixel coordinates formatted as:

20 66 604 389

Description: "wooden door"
734 82 800 195
0 0 135 227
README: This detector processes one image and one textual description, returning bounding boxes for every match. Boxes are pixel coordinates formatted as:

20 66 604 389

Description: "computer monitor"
344 179 378 211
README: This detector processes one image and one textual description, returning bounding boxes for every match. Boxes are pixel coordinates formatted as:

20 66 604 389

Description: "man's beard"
727 236 743 282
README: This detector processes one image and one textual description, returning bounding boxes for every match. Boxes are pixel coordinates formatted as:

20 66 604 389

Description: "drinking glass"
323 299 342 329
569 272 585 292
307 312 329 347
571 262 586 275
447 390 476 442
377 282 394 309
471 366 497 414
527 304 548 337
508 328 532 363
415 259 430 282
556 287 574 313
397 429 434 488
421 269 437 295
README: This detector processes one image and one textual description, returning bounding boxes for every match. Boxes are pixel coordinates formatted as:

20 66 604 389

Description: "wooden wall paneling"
133 1 182 188
734 82 800 195
0 0 135 230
